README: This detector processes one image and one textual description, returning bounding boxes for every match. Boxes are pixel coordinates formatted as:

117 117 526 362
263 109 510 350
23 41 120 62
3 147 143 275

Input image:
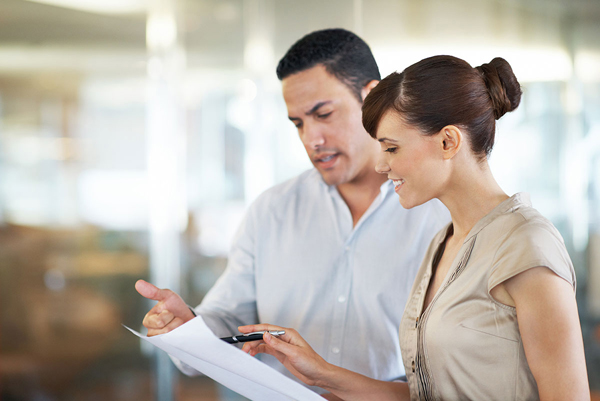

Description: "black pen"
220 330 285 344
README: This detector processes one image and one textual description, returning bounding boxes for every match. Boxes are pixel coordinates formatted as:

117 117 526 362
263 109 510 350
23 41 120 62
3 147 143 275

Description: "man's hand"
135 279 195 336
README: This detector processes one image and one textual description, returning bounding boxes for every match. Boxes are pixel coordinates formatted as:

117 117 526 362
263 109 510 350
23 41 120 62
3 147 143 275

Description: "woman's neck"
439 159 509 240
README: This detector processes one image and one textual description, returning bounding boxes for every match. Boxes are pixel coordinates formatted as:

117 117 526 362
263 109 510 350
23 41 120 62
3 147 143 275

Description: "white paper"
125 317 323 401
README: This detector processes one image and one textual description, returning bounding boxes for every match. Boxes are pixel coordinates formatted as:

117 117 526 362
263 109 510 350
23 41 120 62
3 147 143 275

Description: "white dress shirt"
177 168 450 392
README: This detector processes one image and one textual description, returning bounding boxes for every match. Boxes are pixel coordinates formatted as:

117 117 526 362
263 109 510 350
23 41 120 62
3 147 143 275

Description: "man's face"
281 64 379 187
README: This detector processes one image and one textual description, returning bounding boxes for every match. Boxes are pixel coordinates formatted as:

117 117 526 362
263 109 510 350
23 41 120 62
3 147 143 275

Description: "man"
136 28 449 394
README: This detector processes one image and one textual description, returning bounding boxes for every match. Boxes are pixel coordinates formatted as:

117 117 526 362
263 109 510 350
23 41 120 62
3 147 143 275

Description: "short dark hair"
362 55 522 158
276 28 381 102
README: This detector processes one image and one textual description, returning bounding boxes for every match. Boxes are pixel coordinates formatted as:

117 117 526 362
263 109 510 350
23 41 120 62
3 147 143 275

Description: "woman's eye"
384 147 398 153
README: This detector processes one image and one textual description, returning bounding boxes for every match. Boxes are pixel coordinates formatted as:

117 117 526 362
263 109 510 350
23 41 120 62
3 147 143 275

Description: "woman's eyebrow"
377 137 398 143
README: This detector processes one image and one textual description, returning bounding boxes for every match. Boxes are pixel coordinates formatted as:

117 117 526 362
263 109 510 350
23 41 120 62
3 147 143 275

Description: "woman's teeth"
393 179 404 187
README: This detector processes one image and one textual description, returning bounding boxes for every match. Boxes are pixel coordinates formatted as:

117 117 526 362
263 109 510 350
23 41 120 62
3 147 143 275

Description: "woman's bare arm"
239 324 410 401
502 267 590 401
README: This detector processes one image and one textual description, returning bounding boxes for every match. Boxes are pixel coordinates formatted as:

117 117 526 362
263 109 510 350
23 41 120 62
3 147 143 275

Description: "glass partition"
0 0 599 399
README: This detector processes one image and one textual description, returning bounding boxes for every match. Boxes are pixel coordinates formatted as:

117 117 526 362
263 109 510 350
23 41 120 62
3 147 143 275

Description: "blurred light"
564 125 600 252
196 203 246 256
80 76 146 108
44 269 66 292
225 79 258 131
227 98 254 131
78 170 149 230
147 13 177 51
575 50 600 83
244 38 273 73
563 84 583 115
214 2 239 22
25 0 147 14
3 135 76 164
147 56 163 80
373 43 573 82
238 78 257 102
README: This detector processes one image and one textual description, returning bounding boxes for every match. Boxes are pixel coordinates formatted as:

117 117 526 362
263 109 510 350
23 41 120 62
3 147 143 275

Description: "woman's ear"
440 125 462 160
361 80 380 101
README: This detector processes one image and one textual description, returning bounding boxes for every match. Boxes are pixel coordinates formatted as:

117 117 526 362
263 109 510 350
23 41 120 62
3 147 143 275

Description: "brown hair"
362 55 522 158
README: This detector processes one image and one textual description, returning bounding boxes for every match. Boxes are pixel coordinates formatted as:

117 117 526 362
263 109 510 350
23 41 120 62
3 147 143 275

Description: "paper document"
125 317 323 401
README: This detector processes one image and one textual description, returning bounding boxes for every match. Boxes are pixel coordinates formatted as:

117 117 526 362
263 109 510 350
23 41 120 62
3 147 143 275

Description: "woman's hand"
239 323 334 388
239 324 410 401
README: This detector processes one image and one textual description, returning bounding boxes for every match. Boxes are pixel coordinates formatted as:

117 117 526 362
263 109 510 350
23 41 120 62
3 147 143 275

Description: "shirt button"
412 360 416 373
337 295 346 303
345 246 350 251
332 347 340 354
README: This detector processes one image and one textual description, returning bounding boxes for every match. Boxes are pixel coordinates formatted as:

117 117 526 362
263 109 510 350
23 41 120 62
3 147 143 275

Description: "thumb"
135 279 167 301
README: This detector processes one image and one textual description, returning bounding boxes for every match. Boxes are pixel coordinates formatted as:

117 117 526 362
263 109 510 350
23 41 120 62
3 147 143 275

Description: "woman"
239 56 589 400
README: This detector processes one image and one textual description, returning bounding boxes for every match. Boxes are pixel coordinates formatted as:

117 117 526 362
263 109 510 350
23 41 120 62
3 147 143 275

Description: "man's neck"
336 172 388 227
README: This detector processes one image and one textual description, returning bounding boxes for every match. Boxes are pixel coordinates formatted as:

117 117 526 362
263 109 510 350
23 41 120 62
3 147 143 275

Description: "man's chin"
318 170 347 187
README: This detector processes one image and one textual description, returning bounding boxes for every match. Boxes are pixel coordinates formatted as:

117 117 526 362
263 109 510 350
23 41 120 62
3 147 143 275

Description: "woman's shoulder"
487 200 575 290
498 201 565 247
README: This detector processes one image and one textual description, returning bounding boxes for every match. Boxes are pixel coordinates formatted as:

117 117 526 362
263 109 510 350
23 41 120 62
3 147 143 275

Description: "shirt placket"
327 238 354 365
325 183 389 366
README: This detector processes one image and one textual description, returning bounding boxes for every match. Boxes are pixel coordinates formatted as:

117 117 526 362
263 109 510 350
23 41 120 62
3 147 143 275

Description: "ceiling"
0 0 598 76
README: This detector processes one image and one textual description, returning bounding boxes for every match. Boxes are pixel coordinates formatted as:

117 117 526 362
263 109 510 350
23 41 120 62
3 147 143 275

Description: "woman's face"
375 111 448 209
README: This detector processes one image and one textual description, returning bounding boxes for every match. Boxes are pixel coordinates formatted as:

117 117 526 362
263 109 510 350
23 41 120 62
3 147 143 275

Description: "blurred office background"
0 0 599 399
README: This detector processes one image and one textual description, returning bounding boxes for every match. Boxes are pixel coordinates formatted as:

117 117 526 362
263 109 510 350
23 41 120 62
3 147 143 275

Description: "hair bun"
476 57 522 119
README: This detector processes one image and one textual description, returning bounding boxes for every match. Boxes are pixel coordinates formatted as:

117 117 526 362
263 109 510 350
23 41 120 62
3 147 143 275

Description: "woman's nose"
375 157 390 174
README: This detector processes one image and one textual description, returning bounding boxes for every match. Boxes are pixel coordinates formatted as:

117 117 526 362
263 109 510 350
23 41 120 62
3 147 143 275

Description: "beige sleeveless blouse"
399 193 576 401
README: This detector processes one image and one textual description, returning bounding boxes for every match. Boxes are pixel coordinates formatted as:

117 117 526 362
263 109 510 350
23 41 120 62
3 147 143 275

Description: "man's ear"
361 80 379 101
439 125 463 160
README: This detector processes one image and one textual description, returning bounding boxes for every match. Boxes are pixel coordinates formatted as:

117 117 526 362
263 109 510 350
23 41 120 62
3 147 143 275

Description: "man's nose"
302 123 325 149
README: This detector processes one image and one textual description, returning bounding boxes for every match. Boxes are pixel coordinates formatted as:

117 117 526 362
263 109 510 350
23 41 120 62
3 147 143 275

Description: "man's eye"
384 147 398 153
317 112 332 119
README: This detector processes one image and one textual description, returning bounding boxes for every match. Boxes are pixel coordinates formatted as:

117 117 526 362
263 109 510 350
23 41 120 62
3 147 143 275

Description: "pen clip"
242 330 284 337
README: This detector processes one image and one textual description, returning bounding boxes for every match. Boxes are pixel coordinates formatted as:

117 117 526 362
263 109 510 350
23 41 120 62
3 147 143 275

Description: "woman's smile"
392 179 405 192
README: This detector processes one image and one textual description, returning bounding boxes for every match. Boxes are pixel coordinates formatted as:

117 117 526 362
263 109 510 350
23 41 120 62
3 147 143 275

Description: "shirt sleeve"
171 201 260 376
196 202 260 335
487 217 576 293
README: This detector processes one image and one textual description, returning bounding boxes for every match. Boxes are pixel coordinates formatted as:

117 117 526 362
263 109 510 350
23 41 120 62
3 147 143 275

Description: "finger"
246 342 286 361
241 339 267 354
152 309 175 328
135 279 170 302
147 316 185 336
238 323 285 334
142 307 173 328
263 332 298 356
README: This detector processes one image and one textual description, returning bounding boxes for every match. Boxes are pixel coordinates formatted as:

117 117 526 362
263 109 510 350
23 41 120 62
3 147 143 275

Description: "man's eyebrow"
288 101 332 121
306 101 331 116
377 137 398 143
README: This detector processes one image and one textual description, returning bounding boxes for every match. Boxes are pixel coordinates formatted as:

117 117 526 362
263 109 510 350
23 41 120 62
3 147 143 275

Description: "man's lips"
313 153 340 169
